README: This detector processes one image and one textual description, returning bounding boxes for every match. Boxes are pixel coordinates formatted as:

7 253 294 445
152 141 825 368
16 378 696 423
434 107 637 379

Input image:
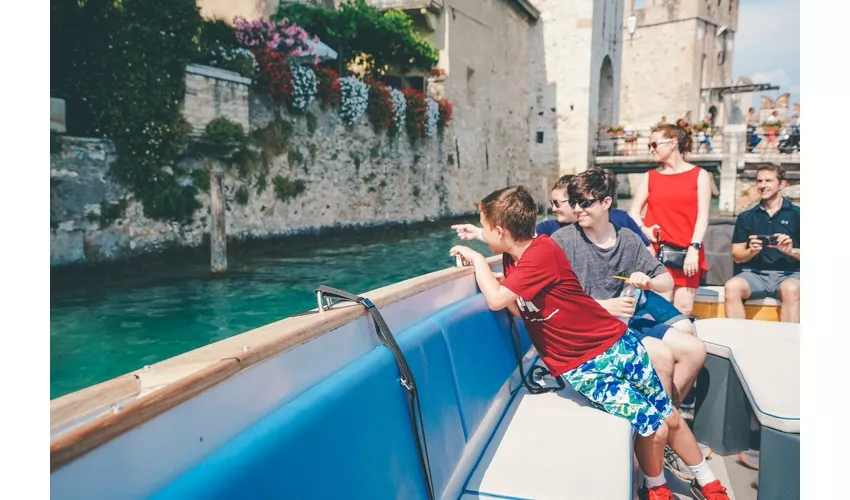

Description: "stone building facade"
619 0 738 130
359 1 546 202
527 0 624 180
197 0 282 22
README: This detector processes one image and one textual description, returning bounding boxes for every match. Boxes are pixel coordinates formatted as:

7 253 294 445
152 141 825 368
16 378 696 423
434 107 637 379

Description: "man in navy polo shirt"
725 164 800 323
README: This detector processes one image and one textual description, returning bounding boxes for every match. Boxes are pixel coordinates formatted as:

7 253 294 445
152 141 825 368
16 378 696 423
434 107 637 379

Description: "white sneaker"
664 447 695 481
738 449 759 470
663 444 713 482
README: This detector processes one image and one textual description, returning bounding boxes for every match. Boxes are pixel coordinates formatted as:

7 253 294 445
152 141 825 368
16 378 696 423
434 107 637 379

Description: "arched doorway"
598 56 615 130
596 56 615 156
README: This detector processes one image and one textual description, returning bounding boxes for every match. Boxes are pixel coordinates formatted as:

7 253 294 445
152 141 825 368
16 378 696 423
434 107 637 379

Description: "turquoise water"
50 216 498 400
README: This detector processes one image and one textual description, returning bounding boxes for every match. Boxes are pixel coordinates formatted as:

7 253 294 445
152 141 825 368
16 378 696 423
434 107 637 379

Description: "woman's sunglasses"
648 138 676 151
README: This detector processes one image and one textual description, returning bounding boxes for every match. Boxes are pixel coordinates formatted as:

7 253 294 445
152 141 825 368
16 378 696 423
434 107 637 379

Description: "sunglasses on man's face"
550 199 569 209
648 138 676 151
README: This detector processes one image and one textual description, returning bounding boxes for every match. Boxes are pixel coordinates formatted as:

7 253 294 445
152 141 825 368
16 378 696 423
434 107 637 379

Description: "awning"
300 38 338 62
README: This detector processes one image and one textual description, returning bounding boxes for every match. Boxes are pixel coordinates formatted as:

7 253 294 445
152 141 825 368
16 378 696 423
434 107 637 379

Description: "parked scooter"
778 124 800 153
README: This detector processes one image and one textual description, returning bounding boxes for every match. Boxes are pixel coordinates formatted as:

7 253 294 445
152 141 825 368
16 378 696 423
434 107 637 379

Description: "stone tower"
619 0 738 131
528 0 625 182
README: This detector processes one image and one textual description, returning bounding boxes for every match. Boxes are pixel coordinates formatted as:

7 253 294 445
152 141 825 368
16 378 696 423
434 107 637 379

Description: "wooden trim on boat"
50 256 502 472
51 359 241 472
692 302 781 322
50 374 141 433
692 285 781 321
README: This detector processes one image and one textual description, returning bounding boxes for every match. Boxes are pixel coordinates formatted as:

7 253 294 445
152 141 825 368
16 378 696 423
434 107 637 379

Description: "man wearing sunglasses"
452 174 651 245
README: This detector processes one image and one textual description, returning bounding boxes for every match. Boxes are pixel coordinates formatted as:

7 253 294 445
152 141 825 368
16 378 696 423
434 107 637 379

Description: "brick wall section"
182 65 252 135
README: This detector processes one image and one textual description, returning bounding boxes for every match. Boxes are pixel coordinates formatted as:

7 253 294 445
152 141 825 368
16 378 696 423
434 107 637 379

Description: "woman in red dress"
629 124 711 317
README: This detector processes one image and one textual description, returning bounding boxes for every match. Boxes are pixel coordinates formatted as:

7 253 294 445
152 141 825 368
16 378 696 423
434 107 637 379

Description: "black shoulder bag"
656 227 688 270
506 311 564 394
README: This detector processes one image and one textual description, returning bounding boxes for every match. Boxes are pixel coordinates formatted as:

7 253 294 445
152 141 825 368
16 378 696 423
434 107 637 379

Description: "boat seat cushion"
152 318 467 500
462 378 634 500
695 318 799 433
429 295 529 439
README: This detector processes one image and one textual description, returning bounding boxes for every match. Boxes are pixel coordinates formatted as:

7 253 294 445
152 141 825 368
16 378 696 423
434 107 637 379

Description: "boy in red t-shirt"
450 186 729 500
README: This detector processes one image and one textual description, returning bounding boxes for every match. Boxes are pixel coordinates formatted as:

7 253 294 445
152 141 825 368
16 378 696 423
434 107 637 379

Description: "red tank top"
644 167 707 272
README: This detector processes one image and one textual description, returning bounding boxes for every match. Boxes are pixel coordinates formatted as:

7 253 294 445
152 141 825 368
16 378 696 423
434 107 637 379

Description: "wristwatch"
690 243 702 250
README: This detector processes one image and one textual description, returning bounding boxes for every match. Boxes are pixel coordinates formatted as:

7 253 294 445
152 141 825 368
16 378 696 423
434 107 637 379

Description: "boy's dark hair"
756 163 786 182
567 168 618 211
478 185 537 241
552 174 574 191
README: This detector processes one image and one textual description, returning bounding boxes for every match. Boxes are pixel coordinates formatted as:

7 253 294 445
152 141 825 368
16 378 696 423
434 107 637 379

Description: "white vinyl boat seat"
461 366 634 500
695 318 800 433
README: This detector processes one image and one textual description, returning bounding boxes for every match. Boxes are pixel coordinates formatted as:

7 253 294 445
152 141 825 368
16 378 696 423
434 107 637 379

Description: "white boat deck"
460 358 764 500
461 386 633 499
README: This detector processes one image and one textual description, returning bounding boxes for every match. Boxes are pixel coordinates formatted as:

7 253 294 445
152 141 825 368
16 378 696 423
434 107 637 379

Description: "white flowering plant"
425 97 439 138
203 46 258 80
391 88 406 132
289 64 317 111
339 76 369 125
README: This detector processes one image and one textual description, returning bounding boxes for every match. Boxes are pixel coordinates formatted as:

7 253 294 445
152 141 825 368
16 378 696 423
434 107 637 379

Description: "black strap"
315 286 435 500
507 311 565 394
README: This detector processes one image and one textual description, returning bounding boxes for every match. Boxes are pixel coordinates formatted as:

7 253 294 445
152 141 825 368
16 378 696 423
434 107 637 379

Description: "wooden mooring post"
209 164 227 274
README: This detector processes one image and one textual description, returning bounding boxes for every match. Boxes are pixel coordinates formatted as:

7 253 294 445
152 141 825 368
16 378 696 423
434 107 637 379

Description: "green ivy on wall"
53 0 203 223
274 0 438 78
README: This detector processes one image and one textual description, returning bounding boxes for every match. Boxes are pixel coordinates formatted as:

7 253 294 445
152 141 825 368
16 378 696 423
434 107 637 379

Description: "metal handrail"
595 128 800 157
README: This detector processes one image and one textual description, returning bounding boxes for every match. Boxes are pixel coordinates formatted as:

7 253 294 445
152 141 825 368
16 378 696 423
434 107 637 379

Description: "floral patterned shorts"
561 330 674 437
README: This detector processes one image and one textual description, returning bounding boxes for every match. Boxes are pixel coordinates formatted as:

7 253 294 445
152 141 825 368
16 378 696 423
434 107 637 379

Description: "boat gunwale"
50 255 502 472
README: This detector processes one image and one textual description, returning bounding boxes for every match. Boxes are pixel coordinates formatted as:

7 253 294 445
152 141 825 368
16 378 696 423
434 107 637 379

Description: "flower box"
606 125 624 136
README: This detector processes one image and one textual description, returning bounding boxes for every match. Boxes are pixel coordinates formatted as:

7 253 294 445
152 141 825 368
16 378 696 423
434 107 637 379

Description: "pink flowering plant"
233 16 316 61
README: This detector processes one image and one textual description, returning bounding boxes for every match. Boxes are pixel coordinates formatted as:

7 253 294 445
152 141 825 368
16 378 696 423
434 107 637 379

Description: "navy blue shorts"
628 290 688 340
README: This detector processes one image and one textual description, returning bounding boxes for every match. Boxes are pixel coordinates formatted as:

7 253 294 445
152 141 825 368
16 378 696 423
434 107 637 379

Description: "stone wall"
51 47 536 266
51 94 440 265
50 138 121 266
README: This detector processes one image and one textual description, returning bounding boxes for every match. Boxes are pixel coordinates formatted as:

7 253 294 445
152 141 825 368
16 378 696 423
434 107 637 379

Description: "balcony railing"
595 127 800 159
596 128 726 158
